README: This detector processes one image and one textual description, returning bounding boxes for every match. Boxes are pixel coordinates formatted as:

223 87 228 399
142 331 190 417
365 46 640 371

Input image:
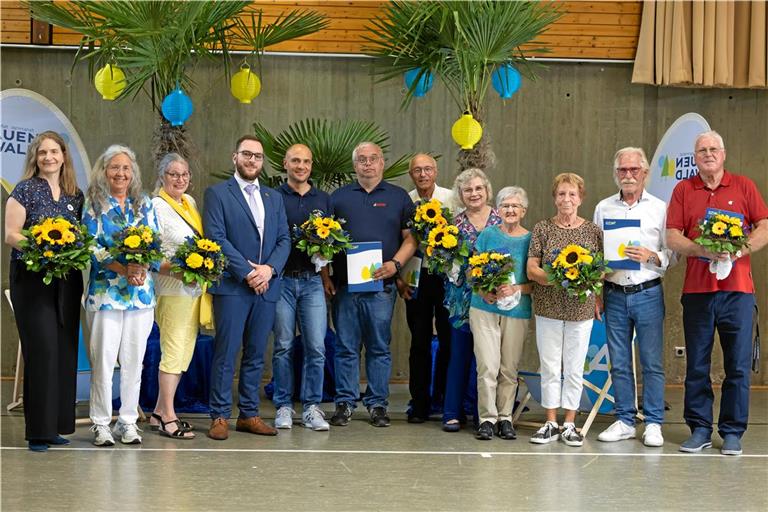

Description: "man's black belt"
605 277 662 294
285 269 316 279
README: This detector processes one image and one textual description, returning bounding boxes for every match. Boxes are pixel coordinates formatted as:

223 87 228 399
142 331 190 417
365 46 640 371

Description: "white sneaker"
112 421 143 444
530 421 560 444
560 423 584 447
91 424 115 447
643 423 664 447
597 420 636 442
302 404 330 431
274 407 295 429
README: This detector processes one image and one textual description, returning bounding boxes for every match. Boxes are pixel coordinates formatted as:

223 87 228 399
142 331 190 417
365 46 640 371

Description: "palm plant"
365 1 561 171
212 119 413 191
28 0 327 164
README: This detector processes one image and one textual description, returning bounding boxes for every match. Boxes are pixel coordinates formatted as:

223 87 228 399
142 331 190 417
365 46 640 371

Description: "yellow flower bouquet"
544 244 610 303
424 222 470 282
19 216 95 285
467 251 515 294
108 224 163 266
171 236 228 287
293 210 353 271
694 209 750 279
409 198 450 245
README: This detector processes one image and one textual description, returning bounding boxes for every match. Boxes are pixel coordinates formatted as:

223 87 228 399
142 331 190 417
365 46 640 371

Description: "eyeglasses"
237 150 264 161
355 155 381 165
695 147 723 156
166 172 190 180
616 167 644 176
499 203 525 210
107 164 132 173
410 166 435 175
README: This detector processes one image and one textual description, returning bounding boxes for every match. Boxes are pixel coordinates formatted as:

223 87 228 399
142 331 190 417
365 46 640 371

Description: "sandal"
151 413 193 432
158 417 196 440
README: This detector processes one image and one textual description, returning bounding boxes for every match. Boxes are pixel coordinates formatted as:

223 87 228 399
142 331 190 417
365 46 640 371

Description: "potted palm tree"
364 0 561 171
212 118 413 191
29 0 327 164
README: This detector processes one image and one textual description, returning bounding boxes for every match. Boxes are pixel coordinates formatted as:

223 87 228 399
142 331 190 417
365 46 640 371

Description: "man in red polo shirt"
666 130 768 456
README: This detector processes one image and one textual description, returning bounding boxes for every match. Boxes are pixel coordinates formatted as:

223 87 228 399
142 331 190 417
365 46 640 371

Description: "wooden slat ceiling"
1 1 641 60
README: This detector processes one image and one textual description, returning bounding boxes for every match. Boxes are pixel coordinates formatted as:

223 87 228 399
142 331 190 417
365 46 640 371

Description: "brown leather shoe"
208 417 229 440
235 416 278 436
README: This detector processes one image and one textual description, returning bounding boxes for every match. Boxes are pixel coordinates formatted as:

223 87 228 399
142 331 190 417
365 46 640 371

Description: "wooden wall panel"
3 1 642 60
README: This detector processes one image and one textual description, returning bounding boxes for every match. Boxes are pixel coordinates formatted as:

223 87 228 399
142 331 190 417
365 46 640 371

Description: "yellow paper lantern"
451 112 483 150
230 64 261 104
94 64 126 101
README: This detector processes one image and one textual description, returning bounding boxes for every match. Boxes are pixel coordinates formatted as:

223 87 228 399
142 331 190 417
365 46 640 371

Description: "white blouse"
151 194 202 297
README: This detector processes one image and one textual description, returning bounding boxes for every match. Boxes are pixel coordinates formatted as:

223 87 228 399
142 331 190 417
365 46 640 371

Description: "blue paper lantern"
161 87 194 126
492 64 522 99
404 68 434 97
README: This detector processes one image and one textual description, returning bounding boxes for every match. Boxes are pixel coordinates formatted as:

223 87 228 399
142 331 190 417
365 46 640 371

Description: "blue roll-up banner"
647 112 711 204
0 88 90 194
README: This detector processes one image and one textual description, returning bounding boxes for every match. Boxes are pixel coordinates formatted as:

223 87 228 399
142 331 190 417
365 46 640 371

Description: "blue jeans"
682 292 755 437
272 274 327 410
332 284 397 409
604 283 666 425
442 326 478 423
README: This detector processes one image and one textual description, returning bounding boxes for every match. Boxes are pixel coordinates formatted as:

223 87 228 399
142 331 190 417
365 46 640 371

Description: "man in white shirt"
593 147 673 447
398 153 455 422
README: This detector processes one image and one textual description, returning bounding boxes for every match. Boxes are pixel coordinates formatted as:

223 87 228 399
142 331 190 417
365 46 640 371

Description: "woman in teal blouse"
468 186 532 441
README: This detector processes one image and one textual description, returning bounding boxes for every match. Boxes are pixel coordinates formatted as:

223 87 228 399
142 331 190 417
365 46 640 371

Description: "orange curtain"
632 0 767 88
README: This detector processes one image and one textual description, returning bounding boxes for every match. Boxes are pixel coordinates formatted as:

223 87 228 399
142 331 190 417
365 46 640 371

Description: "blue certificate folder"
603 218 641 270
347 241 384 292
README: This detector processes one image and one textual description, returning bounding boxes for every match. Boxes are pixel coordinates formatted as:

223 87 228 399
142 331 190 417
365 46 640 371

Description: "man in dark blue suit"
203 135 290 440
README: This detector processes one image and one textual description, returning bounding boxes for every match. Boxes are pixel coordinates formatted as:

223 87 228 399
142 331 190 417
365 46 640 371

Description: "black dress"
8 177 84 441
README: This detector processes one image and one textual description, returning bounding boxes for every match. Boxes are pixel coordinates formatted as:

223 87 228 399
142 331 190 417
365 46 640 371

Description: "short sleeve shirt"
278 183 333 273
666 170 768 293
330 180 414 286
9 177 84 260
528 218 603 321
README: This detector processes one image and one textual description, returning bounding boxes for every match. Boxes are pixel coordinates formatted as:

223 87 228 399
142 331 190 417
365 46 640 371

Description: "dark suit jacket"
203 177 290 302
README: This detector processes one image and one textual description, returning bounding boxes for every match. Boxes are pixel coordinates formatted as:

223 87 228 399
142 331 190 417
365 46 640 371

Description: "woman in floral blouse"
83 144 159 447
442 168 501 432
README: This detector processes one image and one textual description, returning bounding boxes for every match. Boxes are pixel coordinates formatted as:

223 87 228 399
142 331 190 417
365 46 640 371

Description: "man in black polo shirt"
273 144 332 431
324 142 417 427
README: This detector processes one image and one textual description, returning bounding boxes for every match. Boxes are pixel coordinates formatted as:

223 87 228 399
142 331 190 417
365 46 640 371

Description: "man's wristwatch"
646 253 658 265
390 258 402 275
269 265 277 277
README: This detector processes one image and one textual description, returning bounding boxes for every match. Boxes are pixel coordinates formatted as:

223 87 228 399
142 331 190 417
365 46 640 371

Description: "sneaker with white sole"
302 405 330 431
530 421 559 444
112 421 142 445
597 420 636 442
561 423 584 447
643 423 664 447
91 424 115 447
274 407 295 429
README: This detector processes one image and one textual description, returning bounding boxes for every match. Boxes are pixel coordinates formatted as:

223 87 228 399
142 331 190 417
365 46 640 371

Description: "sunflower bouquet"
171 236 228 287
293 210 353 271
19 216 95 285
694 209 750 279
108 224 163 266
424 223 470 283
545 244 610 303
409 198 450 245
467 251 515 291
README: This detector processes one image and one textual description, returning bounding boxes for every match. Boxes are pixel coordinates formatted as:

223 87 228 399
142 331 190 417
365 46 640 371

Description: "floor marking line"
1 446 766 458
581 455 599 468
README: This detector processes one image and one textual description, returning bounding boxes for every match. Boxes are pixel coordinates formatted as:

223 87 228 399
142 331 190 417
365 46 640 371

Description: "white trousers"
535 315 593 411
87 308 154 426
470 307 528 424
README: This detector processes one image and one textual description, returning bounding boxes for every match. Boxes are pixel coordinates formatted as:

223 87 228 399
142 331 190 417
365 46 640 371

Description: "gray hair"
154 152 189 194
612 147 650 187
695 130 725 150
352 141 384 164
86 144 144 215
453 168 493 208
496 186 529 209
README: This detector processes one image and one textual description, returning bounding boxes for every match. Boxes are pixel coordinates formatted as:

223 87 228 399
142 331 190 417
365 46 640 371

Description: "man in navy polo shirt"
324 142 417 427
273 144 332 432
